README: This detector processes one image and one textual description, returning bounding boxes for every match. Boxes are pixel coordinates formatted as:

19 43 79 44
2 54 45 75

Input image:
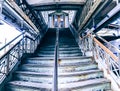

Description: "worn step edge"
15 69 102 77
25 59 92 64
59 78 110 89
29 56 92 60
7 78 110 90
21 61 96 67
7 81 52 89
28 56 92 60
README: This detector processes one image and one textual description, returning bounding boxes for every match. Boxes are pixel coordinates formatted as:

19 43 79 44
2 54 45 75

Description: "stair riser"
58 64 98 72
59 83 110 91
6 86 51 91
25 59 92 64
14 75 52 84
21 67 53 73
14 72 103 84
22 62 94 67
39 47 79 50
21 64 97 73
37 51 82 54
58 72 103 84
36 54 82 57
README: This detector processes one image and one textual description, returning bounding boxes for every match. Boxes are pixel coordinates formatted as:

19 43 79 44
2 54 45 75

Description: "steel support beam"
0 0 3 23
32 4 83 11
78 0 103 33
6 0 39 33
94 3 120 33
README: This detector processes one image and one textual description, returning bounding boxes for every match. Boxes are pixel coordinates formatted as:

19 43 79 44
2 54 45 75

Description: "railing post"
30 40 32 53
0 0 3 23
22 32 25 54
5 54 9 75
53 28 59 91
17 43 20 60
118 53 120 76
33 40 35 52
25 37 27 53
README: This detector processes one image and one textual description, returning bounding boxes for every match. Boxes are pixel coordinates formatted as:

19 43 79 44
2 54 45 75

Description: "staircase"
5 28 111 91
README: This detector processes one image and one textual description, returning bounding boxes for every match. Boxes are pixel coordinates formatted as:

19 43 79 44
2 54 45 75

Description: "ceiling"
25 0 86 6
25 0 85 11
23 0 86 27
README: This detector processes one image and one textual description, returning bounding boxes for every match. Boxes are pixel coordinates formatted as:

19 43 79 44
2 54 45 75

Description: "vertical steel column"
5 54 9 75
53 28 59 91
0 0 3 22
118 53 120 76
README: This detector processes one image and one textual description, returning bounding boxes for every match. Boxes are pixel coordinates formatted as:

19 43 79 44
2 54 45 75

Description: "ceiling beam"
31 3 83 11
26 1 86 6
78 0 103 33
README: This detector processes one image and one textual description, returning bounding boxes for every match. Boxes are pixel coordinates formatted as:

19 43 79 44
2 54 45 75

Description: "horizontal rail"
96 34 120 52
0 39 22 60
93 38 118 61
0 32 24 51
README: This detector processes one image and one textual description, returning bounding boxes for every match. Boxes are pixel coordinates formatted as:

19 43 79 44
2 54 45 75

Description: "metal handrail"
0 32 24 51
0 39 22 60
0 31 40 80
95 34 120 53
53 28 59 91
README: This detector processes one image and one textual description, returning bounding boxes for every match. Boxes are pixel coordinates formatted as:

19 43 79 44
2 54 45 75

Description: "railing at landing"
80 33 120 90
0 32 40 83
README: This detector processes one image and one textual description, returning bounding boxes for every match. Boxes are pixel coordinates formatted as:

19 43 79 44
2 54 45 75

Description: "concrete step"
59 78 111 91
36 53 82 57
59 44 78 46
58 62 98 73
6 81 52 91
23 60 94 68
20 62 98 73
6 78 110 91
39 45 55 48
25 57 92 65
28 56 91 60
58 70 103 84
37 50 82 54
22 60 94 67
14 70 103 84
20 65 53 73
39 46 80 51
14 72 53 84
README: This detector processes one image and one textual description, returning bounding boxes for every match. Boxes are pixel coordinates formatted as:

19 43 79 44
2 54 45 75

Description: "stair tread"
59 78 110 89
22 61 96 67
15 71 53 76
15 69 102 76
28 56 92 60
8 81 52 89
59 69 102 76
8 78 110 89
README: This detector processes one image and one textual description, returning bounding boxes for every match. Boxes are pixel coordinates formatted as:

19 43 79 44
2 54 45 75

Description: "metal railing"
80 33 120 86
53 28 59 91
0 32 40 79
